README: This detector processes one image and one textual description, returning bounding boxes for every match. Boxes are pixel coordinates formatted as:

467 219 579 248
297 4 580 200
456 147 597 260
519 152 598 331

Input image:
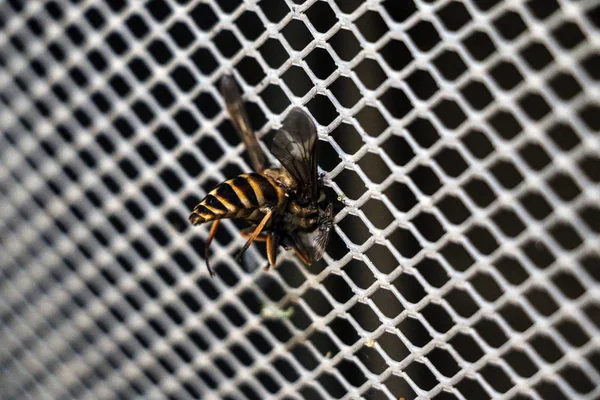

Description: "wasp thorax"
263 168 297 192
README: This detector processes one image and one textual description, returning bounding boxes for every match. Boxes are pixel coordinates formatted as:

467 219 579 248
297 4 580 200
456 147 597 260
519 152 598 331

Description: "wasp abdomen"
189 172 283 225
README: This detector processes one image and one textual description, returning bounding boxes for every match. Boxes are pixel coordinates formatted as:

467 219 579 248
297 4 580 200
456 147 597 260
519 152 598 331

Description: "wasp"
189 76 334 277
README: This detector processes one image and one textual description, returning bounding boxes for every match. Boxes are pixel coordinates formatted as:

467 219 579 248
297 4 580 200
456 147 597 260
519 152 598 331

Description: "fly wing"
270 108 318 202
220 75 268 172
312 229 331 262
312 203 334 262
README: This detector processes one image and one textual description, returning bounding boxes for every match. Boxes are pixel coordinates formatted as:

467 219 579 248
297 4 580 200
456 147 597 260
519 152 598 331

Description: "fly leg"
236 208 274 263
290 233 312 266
205 220 221 277
291 242 312 266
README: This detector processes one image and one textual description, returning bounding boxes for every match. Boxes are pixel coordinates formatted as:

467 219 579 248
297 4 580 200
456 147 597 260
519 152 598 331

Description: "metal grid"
1 0 600 398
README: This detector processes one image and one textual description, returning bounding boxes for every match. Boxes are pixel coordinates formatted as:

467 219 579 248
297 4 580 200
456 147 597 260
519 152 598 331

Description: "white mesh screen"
1 0 600 399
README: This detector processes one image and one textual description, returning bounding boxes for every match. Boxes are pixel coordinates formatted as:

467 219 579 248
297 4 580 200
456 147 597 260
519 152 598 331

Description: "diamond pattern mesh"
1 0 600 399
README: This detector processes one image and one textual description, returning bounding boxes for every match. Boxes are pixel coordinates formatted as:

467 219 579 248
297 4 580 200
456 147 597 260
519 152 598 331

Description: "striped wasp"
190 76 334 277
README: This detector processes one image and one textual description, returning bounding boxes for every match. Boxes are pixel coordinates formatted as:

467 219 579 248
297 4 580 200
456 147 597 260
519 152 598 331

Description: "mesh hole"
519 190 553 220
474 317 508 348
355 10 388 43
322 275 353 304
463 30 496 61
329 76 362 108
236 56 266 86
357 153 391 184
260 84 291 114
306 1 337 33
343 259 376 289
560 364 595 394
379 39 413 71
353 58 387 90
433 49 468 81
450 332 484 362
579 103 600 131
328 29 362 62
259 38 289 69
552 21 586 50
470 272 503 302
282 66 313 97
125 14 150 39
329 317 360 345
408 20 441 52
548 172 581 201
282 19 313 51
384 374 418 399
338 215 371 245
493 10 528 41
330 123 364 155
427 348 460 380
463 177 496 208
317 372 347 398
379 331 410 362
491 207 526 238
437 1 472 32
445 288 480 318
406 361 438 390
415 257 450 288
258 0 289 23
549 72 583 101
526 0 560 20
370 289 404 319
422 303 454 333
383 0 417 22
441 242 475 272
398 317 432 347
472 0 502 12
579 204 600 233
549 221 583 251
499 303 534 332
412 212 446 242
305 47 337 79
407 117 440 148
215 0 243 14
190 3 218 30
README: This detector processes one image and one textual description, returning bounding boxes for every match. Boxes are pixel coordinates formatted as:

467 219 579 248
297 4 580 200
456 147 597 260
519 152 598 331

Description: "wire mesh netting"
1 0 600 399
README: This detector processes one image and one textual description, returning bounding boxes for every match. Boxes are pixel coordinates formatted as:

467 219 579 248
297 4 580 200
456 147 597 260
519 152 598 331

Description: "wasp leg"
205 220 221 277
240 226 268 242
236 208 273 262
265 232 281 270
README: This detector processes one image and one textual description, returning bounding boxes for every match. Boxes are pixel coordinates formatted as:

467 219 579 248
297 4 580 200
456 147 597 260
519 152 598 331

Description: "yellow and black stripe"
189 172 285 225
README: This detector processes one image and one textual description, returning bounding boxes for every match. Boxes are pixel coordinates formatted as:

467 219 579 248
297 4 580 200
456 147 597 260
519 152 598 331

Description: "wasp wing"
270 108 318 202
220 75 268 173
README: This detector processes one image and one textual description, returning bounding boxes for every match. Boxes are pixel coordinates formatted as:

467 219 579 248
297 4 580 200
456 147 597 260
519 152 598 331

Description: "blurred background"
1 0 600 399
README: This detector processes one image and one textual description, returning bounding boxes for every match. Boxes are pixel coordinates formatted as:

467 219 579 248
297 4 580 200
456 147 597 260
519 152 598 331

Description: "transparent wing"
220 75 268 172
312 229 331 262
312 203 334 262
270 108 318 202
